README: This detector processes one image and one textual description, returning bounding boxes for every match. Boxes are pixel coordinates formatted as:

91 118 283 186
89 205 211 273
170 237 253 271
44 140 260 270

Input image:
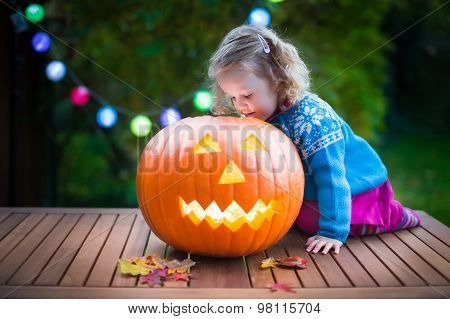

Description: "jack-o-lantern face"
137 116 304 257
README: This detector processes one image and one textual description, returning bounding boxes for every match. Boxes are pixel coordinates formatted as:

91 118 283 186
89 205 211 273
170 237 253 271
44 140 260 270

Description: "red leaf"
270 283 295 293
276 256 307 269
140 269 163 287
173 273 191 282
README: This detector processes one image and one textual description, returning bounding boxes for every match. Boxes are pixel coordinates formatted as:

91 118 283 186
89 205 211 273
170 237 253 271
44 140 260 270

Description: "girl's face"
217 67 278 120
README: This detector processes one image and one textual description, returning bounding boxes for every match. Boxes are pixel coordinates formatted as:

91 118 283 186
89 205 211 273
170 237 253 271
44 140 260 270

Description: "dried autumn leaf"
156 268 168 278
153 255 196 271
173 273 191 282
140 269 163 287
117 253 197 287
270 283 295 293
277 256 307 269
260 257 278 268
117 258 151 276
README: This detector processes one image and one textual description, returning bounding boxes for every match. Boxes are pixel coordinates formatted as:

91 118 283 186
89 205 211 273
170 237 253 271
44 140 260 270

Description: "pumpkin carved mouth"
179 197 285 232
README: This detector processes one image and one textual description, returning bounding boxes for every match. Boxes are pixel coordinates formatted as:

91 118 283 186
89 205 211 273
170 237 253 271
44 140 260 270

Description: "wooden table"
0 208 448 298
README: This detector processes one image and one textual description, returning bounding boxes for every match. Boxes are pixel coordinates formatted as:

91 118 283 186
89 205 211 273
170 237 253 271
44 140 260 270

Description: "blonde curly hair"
207 25 310 115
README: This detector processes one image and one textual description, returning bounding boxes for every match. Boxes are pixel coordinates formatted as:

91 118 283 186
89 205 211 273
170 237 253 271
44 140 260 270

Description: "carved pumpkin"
136 116 304 257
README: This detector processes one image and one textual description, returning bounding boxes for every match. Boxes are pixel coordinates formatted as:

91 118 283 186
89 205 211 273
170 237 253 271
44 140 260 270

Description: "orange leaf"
276 256 307 269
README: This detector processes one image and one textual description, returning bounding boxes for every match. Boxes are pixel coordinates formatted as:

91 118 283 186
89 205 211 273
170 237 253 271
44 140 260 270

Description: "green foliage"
272 0 392 140
377 133 450 226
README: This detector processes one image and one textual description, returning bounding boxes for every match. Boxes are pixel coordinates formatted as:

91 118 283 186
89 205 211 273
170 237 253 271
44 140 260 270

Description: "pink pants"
295 179 421 237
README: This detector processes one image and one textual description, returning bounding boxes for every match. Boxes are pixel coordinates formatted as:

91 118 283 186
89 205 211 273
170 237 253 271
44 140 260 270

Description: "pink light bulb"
70 86 90 107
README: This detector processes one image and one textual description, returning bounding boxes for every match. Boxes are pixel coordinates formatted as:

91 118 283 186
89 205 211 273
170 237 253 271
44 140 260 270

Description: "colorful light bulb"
31 32 51 52
97 106 118 128
248 8 271 27
70 86 90 107
160 108 181 127
193 90 213 111
131 115 152 137
45 61 66 82
25 4 45 23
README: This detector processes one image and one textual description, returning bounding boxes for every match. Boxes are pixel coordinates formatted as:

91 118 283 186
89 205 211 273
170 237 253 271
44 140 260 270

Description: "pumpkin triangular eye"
219 160 246 184
193 134 221 154
242 134 267 151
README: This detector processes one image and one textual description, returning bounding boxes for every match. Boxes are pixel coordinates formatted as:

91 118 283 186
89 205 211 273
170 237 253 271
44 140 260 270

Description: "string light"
97 105 118 128
26 2 277 133
130 115 152 137
25 3 45 23
193 90 213 111
248 8 271 27
70 86 90 107
45 61 66 82
31 32 51 53
160 107 181 127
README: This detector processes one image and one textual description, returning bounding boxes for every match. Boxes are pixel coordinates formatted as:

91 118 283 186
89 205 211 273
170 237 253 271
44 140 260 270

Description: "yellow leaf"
260 257 278 268
117 258 151 276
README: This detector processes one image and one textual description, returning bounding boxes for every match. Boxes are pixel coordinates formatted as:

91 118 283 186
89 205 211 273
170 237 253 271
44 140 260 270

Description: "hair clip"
257 34 270 54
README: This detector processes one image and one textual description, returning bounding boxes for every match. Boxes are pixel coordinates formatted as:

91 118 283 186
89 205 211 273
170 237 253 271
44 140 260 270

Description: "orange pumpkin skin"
136 116 304 257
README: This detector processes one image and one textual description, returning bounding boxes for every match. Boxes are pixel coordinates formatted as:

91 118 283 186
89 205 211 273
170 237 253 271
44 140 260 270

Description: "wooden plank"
362 235 426 286
299 232 352 287
245 250 275 288
0 212 12 224
189 254 251 288
0 208 13 215
60 214 117 286
330 243 377 287
3 207 141 215
345 236 402 287
265 242 301 288
281 230 327 288
137 231 167 288
1 286 449 299
417 211 449 245
8 214 81 286
0 214 63 285
111 215 150 287
0 214 28 241
395 229 450 280
409 227 450 261
86 214 135 287
378 232 448 285
163 246 189 288
33 214 99 286
0 214 46 262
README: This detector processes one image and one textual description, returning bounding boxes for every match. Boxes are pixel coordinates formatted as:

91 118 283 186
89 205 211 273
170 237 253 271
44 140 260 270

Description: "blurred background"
0 0 448 225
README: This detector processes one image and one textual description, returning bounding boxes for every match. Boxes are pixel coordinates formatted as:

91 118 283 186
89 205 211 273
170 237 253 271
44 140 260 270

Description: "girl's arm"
286 94 352 248
307 132 351 244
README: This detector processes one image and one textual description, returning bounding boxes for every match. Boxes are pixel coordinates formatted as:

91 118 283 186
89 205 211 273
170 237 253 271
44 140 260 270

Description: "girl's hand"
305 235 342 255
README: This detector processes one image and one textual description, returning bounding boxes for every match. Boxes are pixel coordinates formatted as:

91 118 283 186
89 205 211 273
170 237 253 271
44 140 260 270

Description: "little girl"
207 25 421 255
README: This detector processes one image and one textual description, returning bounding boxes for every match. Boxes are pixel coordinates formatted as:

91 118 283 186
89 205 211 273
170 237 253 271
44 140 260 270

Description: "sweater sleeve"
306 131 351 243
287 93 351 243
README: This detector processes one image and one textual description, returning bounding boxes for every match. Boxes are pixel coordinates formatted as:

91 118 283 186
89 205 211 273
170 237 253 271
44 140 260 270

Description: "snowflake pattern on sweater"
290 93 344 159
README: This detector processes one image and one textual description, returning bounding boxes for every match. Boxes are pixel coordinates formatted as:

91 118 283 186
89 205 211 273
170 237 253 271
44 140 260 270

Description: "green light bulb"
25 4 45 23
131 115 152 137
193 90 213 111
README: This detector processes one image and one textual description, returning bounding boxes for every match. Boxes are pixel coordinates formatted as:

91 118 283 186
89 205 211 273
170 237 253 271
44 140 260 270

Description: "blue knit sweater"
269 92 388 243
